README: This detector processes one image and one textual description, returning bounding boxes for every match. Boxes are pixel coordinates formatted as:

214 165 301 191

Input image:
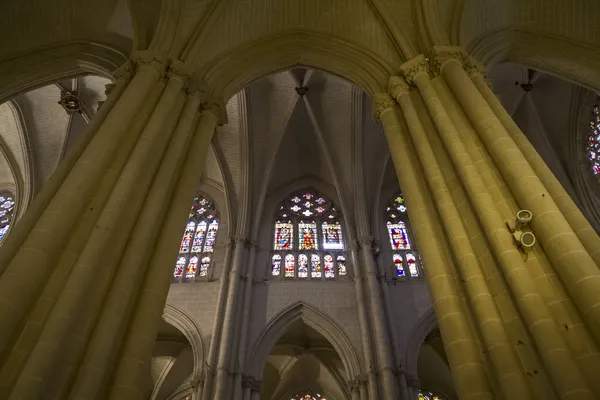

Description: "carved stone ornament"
132 50 168 75
373 93 396 122
200 101 228 126
242 377 261 392
463 55 487 78
113 61 133 81
429 46 467 76
400 54 429 85
58 90 82 114
388 76 410 101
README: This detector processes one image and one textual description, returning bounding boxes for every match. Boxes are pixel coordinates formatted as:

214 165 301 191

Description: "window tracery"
587 104 600 175
174 194 219 281
0 193 15 242
386 194 422 279
272 189 346 280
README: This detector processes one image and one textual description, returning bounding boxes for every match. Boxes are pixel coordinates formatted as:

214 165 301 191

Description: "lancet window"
587 104 600 175
0 193 15 243
386 194 422 279
173 193 220 281
271 189 346 280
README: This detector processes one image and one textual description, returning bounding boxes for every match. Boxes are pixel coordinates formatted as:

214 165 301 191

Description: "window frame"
384 193 424 281
270 189 347 281
173 192 220 283
0 191 15 244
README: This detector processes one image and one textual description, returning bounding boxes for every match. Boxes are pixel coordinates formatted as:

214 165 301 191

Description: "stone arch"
468 29 600 93
403 307 437 381
162 303 206 380
194 30 396 101
0 41 125 104
246 301 364 383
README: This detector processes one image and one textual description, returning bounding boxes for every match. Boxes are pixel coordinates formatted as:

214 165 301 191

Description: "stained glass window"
291 393 327 400
0 194 15 242
394 253 404 276
272 254 282 276
274 221 293 250
299 221 318 250
285 254 295 278
418 390 443 400
298 253 308 278
174 193 220 281
322 222 343 250
587 104 600 175
386 193 421 279
311 254 322 278
324 255 334 278
272 189 345 279
337 255 347 276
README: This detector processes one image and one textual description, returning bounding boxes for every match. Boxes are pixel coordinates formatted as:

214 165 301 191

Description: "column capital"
388 76 410 101
430 46 467 76
405 374 421 388
189 375 204 389
463 54 487 78
200 100 228 126
348 377 368 391
400 54 429 85
373 93 396 122
132 50 168 75
242 376 262 392
112 61 134 81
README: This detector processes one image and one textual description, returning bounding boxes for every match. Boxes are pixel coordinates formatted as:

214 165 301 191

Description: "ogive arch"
403 307 437 381
194 30 396 101
246 301 364 383
162 303 206 380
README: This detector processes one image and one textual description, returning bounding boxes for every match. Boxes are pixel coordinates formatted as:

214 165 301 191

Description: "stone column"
358 238 399 399
213 237 248 399
0 62 132 274
232 242 258 399
389 76 532 399
108 105 220 399
70 86 203 398
202 238 235 399
375 94 493 400
406 375 420 400
349 247 380 400
433 47 600 345
470 64 600 265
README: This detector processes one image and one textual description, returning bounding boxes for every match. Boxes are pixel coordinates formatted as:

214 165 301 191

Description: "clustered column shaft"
0 51 222 400
376 46 600 400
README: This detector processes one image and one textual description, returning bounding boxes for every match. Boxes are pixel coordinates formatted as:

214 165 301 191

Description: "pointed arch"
162 303 206 380
404 307 437 381
246 301 364 382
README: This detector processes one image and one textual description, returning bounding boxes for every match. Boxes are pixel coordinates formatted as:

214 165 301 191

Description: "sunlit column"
389 76 533 399
375 93 493 400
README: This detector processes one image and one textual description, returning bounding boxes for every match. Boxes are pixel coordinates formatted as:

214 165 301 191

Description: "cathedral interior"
1 1 600 399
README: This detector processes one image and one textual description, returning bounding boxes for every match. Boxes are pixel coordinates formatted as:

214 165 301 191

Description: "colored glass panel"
324 255 334 278
394 253 404 276
174 257 186 278
311 254 321 278
191 221 207 252
186 256 198 278
203 220 219 252
387 221 411 250
272 254 282 276
274 221 293 250
322 222 343 249
298 254 308 278
199 256 211 276
285 254 295 278
179 221 196 253
407 253 418 277
337 255 347 275
0 194 14 241
299 222 317 250
418 391 443 400
588 105 600 175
